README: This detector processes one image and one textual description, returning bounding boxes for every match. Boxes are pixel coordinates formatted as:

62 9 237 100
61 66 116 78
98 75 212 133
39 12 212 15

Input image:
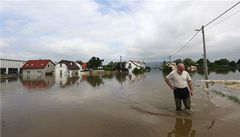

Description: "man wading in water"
165 63 193 112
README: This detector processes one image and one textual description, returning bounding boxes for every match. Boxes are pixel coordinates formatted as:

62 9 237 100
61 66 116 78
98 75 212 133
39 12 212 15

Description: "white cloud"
0 0 240 62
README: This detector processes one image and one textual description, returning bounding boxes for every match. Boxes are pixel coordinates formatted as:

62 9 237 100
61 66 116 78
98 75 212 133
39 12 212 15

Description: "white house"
75 62 83 75
166 62 177 70
55 60 81 78
21 59 55 76
125 60 146 73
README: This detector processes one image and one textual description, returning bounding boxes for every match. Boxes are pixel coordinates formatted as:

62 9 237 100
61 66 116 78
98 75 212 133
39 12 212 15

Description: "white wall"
126 62 139 72
55 63 68 76
43 61 55 74
22 61 55 75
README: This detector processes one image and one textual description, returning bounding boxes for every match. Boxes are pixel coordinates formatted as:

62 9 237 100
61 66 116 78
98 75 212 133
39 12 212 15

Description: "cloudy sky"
0 0 240 63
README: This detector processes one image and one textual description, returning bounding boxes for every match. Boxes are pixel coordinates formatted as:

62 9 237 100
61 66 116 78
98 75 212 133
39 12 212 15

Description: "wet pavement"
1 70 240 137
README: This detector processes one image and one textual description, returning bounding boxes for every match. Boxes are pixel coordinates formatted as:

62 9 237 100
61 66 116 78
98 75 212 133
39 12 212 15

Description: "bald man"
165 63 193 111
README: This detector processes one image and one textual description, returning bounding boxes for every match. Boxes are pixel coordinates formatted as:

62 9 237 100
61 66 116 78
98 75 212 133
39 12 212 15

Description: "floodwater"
1 70 240 137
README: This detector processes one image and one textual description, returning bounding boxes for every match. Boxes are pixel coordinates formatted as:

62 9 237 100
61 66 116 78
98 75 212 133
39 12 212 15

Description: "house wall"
125 62 139 72
22 69 44 75
55 64 68 76
43 61 55 74
22 61 55 75
55 63 78 77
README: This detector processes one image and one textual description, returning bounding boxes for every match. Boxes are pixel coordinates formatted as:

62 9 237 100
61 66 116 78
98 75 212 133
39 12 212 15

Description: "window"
60 63 62 67
48 65 49 67
27 71 30 76
128 63 132 69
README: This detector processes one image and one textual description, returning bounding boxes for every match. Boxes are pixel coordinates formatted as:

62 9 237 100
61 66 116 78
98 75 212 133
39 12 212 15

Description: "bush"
132 67 145 74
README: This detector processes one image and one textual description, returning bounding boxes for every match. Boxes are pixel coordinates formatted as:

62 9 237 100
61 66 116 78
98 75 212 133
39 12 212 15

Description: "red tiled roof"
82 63 87 69
21 60 54 69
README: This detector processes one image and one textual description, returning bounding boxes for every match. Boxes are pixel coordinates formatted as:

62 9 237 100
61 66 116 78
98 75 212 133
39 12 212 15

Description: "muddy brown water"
1 70 240 137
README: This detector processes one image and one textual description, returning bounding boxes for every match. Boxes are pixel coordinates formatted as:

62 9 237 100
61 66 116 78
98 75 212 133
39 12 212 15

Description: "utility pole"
201 26 208 81
196 26 209 88
169 56 172 62
120 56 122 72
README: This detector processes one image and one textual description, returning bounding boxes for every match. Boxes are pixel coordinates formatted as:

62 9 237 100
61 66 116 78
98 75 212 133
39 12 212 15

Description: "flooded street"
1 70 240 137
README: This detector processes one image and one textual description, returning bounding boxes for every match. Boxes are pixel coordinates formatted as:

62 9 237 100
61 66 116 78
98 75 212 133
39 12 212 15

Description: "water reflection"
20 75 54 90
1 72 147 91
168 118 196 137
55 73 132 88
86 75 104 87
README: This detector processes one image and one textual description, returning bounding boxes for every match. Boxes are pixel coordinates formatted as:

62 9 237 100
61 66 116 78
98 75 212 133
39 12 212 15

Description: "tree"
174 59 182 64
237 59 240 65
214 58 229 66
183 58 196 67
87 56 104 69
229 61 236 66
196 58 211 67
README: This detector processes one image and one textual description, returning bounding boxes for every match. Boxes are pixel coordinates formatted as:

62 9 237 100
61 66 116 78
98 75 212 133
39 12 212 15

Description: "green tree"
87 56 104 70
237 59 240 65
229 61 236 66
183 58 196 67
103 61 128 72
196 58 211 68
214 58 229 66
174 59 182 64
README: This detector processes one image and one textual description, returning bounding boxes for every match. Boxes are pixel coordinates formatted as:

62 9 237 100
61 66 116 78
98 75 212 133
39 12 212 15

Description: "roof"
58 60 79 70
82 63 87 69
128 60 145 67
0 58 26 62
21 60 55 69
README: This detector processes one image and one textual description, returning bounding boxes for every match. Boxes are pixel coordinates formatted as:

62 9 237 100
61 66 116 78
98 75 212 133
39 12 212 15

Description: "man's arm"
187 80 194 96
165 78 175 91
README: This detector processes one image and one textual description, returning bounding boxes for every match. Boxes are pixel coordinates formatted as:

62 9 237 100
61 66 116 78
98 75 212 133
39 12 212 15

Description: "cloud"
0 0 240 63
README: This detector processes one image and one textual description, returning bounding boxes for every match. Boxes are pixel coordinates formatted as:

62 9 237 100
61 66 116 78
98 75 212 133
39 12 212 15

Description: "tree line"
171 58 240 68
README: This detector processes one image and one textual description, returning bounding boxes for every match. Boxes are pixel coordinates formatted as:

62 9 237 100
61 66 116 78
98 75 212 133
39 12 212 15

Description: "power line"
170 31 200 57
106 2 240 63
207 9 240 31
170 2 240 60
204 1 240 27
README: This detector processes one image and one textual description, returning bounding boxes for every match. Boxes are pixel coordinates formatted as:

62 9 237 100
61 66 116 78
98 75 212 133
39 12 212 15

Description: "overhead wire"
169 1 240 60
204 1 240 27
206 8 240 31
109 1 240 63
170 31 200 58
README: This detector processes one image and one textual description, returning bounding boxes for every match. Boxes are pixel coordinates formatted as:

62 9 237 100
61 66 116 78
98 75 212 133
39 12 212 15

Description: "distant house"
21 59 55 76
81 63 87 70
125 60 146 72
55 60 80 77
166 62 177 70
187 65 197 71
75 62 83 73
